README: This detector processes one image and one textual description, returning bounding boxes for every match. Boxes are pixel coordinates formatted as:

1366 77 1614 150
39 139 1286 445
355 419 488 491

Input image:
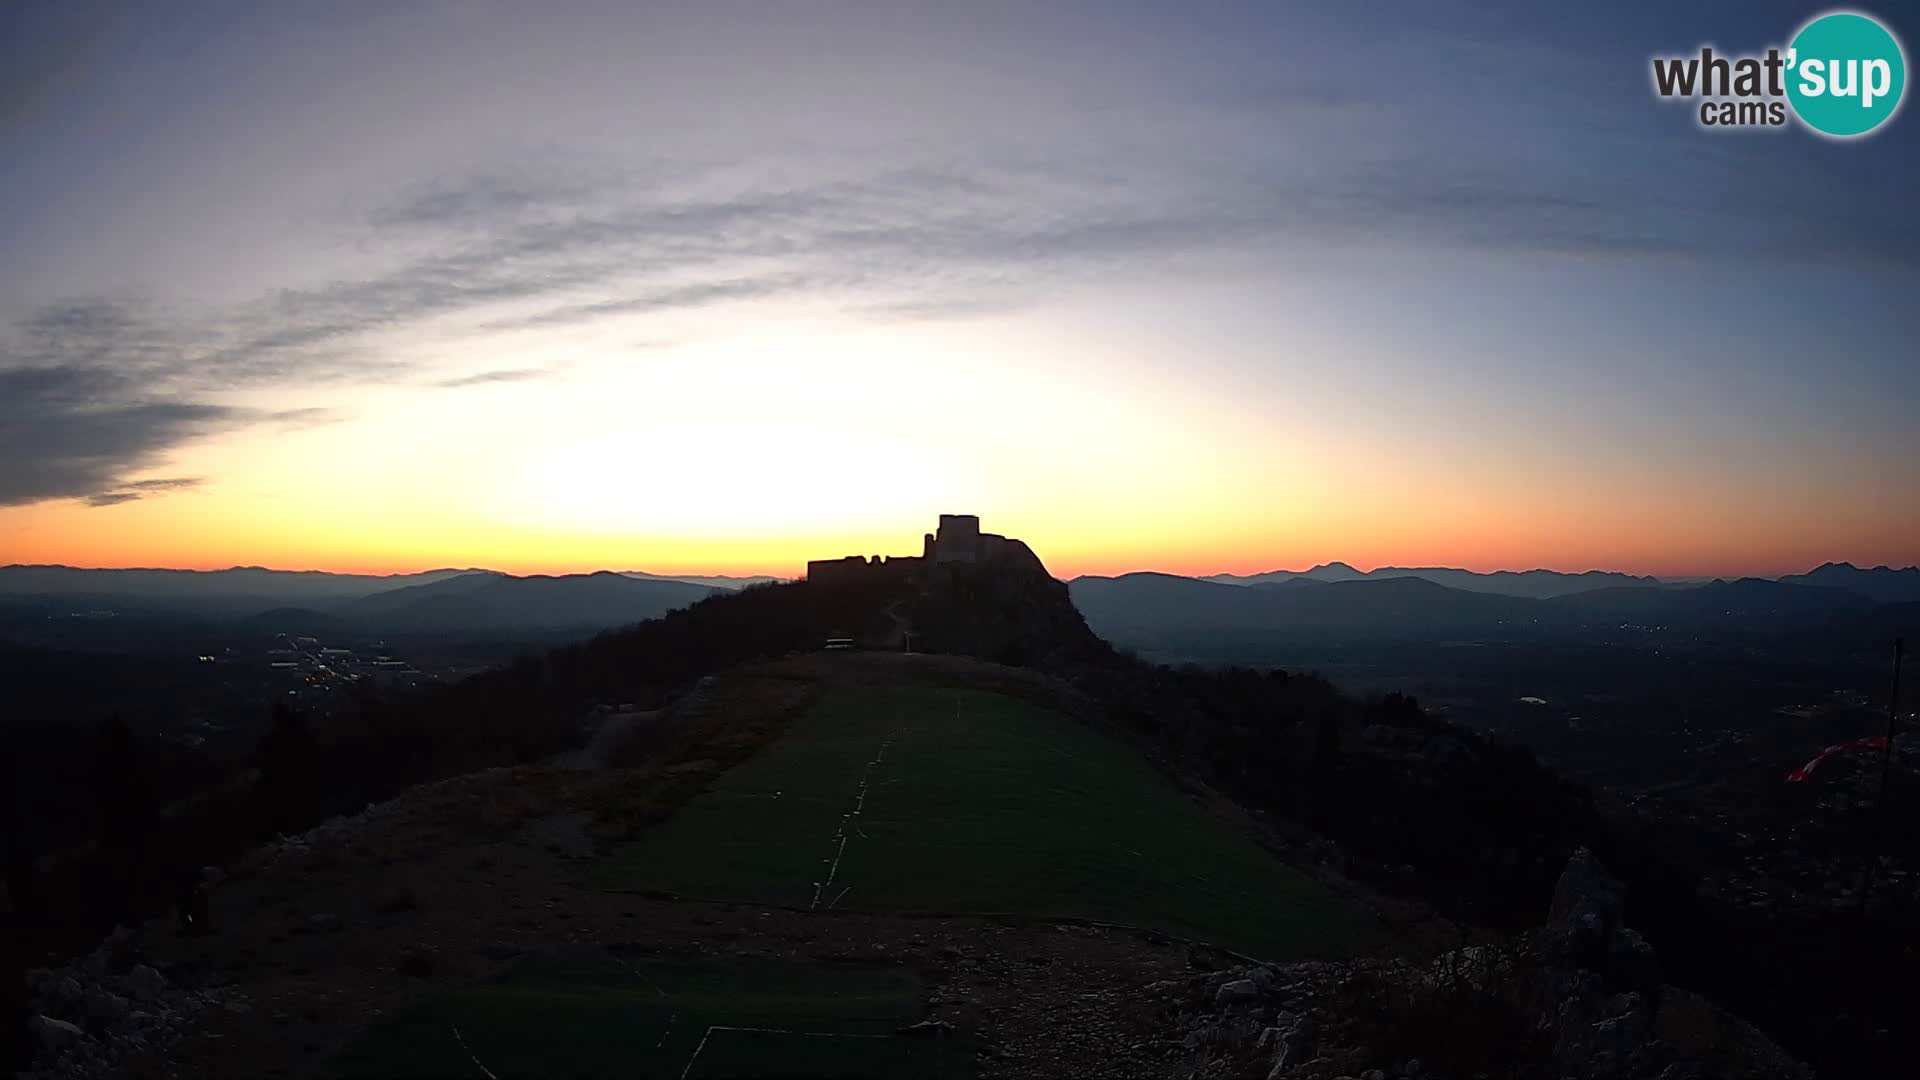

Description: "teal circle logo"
1786 11 1907 137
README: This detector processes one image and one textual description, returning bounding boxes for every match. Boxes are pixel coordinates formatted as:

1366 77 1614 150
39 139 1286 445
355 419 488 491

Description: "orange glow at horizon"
2 307 1915 583
6 487 1914 583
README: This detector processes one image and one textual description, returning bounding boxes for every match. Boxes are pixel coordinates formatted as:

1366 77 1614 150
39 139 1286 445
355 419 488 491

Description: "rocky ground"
1132 848 1812 1080
15 765 1256 1079
16 703 1811 1080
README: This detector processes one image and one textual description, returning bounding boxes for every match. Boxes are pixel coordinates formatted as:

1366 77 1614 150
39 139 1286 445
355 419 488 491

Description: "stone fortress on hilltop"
806 514 1029 585
805 515 1093 661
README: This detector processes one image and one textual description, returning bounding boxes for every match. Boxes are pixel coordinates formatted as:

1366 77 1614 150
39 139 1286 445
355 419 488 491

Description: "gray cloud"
155 152 1920 392
265 406 341 428
370 169 613 231
0 301 350 506
86 476 202 507
1293 156 1920 267
3 162 1262 507
431 368 551 389
9 141 1912 509
486 273 820 333
0 362 233 507
854 293 1032 323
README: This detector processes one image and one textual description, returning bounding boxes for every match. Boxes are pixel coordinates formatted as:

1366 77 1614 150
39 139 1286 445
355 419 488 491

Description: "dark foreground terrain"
19 654 1799 1080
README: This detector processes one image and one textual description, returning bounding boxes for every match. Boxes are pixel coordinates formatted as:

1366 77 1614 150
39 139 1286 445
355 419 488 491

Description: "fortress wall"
806 556 871 585
807 554 923 586
813 516 1015 579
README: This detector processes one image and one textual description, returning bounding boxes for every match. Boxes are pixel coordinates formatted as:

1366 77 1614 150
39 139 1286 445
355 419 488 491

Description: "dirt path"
548 708 660 771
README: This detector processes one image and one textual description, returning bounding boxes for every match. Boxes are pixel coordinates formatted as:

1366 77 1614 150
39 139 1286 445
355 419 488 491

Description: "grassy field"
328 951 973 1079
332 660 1373 1077
599 674 1379 961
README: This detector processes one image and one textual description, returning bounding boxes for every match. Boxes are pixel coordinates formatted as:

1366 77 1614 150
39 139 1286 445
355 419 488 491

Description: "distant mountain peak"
1203 561 1657 599
1779 561 1920 604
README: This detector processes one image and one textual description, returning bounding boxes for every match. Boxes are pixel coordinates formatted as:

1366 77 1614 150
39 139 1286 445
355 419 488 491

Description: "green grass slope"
600 678 1378 960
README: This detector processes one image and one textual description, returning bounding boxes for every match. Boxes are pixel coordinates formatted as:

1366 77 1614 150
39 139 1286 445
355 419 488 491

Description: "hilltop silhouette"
7 520 1912 1078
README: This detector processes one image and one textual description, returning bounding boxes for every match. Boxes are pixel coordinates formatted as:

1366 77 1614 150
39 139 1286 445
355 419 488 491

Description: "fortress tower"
932 513 982 563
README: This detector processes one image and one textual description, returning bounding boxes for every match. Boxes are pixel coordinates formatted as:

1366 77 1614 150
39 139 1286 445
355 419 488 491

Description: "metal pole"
1858 637 1904 917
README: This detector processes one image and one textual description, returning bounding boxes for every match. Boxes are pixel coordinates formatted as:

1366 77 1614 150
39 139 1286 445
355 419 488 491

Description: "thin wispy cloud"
0 362 232 507
368 168 620 231
431 368 552 389
3 3 1914 514
485 273 822 333
0 302 349 506
265 407 341 428
86 477 202 507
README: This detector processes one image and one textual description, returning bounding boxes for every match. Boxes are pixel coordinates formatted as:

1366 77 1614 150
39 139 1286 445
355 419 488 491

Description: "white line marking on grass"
807 727 900 909
813 834 850 905
450 1023 500 1080
678 1028 714 1080
610 953 669 998
607 953 676 1049
678 1025 889 1080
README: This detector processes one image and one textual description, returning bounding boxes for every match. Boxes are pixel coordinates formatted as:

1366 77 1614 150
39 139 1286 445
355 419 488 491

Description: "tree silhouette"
0 738 35 920
257 704 320 837
0 904 25 1072
97 715 155 851
1313 709 1343 768
0 735 31 1071
89 714 159 935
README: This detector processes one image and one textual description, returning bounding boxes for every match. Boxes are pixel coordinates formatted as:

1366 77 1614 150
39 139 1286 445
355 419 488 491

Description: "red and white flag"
1785 736 1889 782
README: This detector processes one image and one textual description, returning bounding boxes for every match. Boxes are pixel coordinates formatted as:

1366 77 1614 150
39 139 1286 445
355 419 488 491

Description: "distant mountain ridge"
7 560 1911 642
0 564 745 630
340 571 719 632
0 564 485 603
1071 572 1539 645
0 564 768 606
1776 561 1920 605
1204 562 1664 598
1201 560 1919 602
619 571 784 590
1075 572 1543 634
1069 569 1888 653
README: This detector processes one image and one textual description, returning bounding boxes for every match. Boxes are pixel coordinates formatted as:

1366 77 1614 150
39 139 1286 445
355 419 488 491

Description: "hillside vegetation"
6 554 1842 1079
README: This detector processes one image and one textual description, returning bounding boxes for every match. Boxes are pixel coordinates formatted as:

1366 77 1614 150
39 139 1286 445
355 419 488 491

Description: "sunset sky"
3 1 1916 580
